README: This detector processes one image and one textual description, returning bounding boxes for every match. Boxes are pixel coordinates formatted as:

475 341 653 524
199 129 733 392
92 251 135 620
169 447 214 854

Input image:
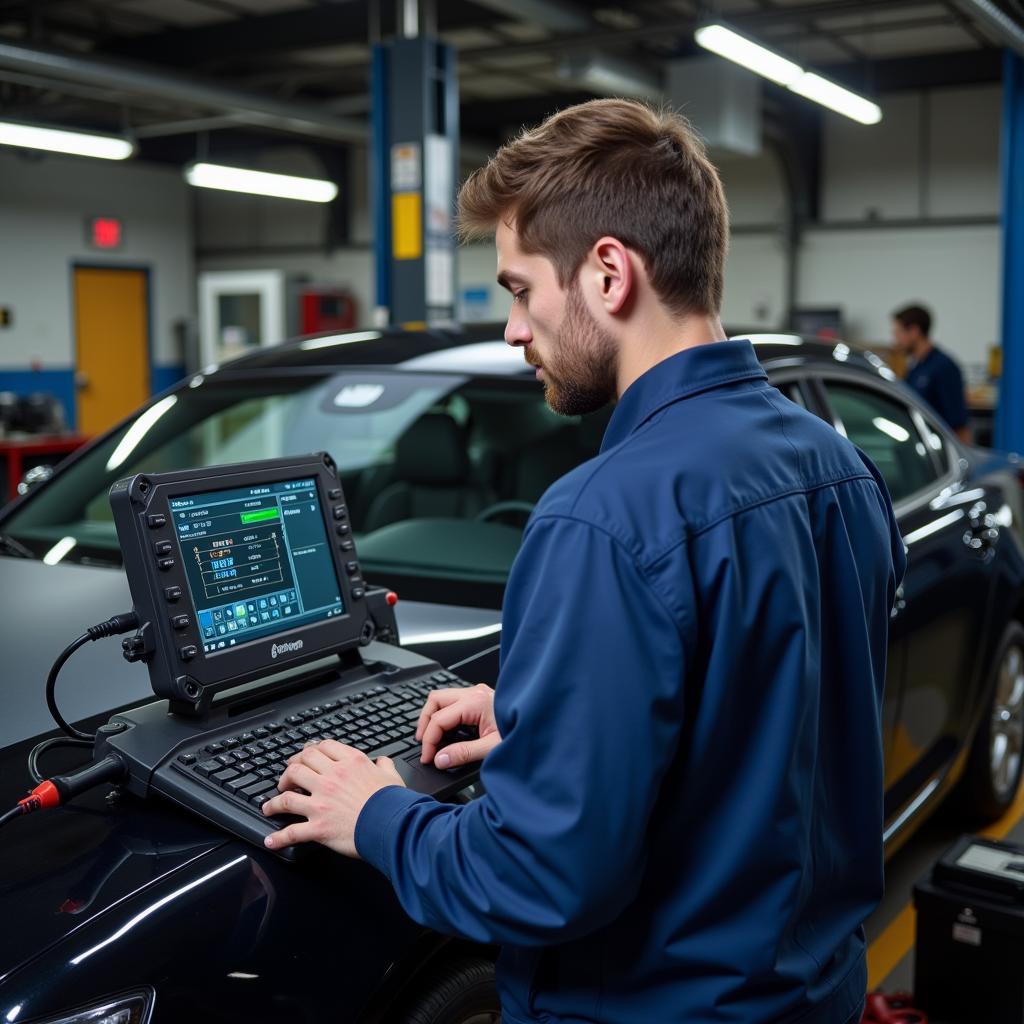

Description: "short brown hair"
458 98 729 317
892 304 932 337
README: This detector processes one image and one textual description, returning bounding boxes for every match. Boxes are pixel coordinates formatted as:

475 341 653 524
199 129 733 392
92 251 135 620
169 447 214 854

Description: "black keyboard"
172 670 474 813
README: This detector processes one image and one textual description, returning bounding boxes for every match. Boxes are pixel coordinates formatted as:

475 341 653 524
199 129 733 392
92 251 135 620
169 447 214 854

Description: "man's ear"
587 236 634 315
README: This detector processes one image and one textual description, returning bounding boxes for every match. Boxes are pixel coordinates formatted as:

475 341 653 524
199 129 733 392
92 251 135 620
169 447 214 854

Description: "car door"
818 375 994 814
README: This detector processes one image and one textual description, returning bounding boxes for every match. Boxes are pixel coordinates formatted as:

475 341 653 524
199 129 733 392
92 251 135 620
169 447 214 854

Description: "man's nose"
505 311 531 347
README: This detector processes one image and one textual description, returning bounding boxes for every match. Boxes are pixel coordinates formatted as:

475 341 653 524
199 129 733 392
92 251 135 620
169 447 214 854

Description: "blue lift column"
370 28 459 327
996 50 1024 453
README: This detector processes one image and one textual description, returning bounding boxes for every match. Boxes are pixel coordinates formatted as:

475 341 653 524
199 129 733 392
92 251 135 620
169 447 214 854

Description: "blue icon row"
199 589 299 640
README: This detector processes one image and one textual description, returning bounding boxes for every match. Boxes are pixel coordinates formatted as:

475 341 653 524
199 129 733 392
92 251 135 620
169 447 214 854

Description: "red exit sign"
86 216 123 249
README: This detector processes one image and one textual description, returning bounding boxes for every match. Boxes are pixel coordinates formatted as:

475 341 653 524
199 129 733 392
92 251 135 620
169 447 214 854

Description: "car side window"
823 382 940 504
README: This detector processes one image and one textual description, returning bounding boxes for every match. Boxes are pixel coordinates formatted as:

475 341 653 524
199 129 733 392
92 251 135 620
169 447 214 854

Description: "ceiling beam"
0 39 368 142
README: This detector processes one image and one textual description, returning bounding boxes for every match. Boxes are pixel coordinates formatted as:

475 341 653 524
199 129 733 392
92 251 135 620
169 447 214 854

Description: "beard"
532 280 618 417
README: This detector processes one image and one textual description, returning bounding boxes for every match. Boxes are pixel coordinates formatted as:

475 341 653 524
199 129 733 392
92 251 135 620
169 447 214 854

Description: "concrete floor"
863 782 1024 1016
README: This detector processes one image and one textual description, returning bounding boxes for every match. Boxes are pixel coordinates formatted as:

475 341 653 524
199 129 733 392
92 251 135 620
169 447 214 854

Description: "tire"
390 954 501 1024
958 620 1024 823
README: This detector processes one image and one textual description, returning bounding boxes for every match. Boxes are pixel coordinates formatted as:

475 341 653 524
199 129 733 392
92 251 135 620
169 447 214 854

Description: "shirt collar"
601 339 767 453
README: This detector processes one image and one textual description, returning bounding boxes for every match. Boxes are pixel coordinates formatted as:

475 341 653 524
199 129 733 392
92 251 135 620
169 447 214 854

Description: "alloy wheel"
990 642 1024 802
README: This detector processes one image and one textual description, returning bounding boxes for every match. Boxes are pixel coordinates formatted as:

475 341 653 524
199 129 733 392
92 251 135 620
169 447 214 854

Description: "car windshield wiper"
0 533 36 559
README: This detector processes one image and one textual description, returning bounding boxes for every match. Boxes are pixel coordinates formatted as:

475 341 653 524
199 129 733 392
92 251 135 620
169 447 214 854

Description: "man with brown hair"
891 303 971 443
263 99 905 1023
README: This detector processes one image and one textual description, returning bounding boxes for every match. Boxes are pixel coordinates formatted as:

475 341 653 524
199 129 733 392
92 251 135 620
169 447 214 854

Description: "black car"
0 327 1021 1023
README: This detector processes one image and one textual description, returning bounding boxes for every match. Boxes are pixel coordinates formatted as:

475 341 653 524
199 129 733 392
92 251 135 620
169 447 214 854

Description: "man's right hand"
416 684 502 769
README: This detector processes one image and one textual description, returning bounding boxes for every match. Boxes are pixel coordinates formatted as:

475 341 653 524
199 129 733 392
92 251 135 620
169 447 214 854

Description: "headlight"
11 990 152 1024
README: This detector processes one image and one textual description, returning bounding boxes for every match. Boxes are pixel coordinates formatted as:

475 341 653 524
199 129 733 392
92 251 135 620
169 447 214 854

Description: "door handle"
75 372 90 391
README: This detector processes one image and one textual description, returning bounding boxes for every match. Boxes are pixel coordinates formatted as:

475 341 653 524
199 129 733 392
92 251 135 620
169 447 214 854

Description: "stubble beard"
538 281 619 417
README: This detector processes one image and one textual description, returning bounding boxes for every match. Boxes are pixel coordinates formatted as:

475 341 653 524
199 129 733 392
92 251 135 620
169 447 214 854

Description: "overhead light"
185 162 338 203
695 23 882 125
0 120 134 160
789 72 883 126
694 25 801 87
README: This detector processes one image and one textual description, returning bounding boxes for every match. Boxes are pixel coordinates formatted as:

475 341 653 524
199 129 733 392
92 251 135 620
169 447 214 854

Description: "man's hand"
417 684 502 769
261 740 406 856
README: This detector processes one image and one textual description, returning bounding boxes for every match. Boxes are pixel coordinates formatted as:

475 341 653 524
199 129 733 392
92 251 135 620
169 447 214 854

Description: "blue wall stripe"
0 364 185 432
996 50 1024 454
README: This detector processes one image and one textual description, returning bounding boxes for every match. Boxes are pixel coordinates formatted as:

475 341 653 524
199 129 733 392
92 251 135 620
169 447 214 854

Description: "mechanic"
262 99 907 1024
891 303 971 443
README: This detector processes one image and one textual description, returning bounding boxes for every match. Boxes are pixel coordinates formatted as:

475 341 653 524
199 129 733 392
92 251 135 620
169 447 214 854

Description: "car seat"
362 412 494 531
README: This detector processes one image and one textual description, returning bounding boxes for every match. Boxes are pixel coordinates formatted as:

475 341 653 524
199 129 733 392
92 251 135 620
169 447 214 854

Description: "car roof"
213 324 893 383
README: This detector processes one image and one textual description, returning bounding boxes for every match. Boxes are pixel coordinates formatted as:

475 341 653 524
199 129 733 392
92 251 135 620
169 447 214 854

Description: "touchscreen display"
170 477 344 654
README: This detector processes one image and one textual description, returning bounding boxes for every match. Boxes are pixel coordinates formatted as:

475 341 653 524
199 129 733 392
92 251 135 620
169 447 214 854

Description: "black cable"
46 611 139 741
28 736 92 785
0 807 22 829
46 634 93 741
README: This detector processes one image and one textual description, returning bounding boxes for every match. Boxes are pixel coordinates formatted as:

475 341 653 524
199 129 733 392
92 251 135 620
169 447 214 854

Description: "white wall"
0 148 194 368
194 83 1003 368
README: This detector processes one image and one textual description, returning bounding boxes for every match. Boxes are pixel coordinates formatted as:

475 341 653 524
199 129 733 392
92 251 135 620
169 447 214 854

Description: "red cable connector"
18 780 62 814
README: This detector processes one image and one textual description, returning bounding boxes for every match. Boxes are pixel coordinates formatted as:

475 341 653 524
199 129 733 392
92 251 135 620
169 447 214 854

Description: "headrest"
396 413 469 485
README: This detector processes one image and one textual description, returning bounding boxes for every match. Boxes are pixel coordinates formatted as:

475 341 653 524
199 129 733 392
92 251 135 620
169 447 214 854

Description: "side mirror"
17 463 54 496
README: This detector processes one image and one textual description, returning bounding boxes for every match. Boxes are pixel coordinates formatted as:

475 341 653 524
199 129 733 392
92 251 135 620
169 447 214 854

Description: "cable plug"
16 755 126 815
87 611 140 641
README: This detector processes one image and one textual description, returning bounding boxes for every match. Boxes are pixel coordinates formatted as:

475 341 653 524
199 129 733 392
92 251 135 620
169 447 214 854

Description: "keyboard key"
225 773 259 793
205 742 225 756
240 778 277 800
237 761 256 774
252 727 270 739
177 753 197 765
194 758 221 777
215 753 237 767
212 767 240 784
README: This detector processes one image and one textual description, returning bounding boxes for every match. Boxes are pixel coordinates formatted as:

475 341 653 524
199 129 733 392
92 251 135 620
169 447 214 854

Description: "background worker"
891 303 972 443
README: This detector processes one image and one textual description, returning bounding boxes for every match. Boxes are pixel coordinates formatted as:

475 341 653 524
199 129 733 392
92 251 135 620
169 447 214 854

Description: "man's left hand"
261 740 406 857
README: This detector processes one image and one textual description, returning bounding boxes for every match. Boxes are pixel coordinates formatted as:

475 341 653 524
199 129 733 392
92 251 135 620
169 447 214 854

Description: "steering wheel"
475 501 536 527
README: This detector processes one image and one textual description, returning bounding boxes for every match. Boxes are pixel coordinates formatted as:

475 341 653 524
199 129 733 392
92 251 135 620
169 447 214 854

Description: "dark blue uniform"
905 346 969 431
357 340 906 1023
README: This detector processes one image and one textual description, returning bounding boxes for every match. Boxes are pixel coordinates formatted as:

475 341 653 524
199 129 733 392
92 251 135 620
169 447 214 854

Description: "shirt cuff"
355 784 434 876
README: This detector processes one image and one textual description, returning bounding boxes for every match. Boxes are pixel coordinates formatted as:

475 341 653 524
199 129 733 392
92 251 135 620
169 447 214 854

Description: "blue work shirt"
357 340 906 1024
905 346 969 430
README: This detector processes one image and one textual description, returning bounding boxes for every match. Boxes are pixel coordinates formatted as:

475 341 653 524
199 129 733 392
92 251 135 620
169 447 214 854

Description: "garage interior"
2 1 1024 1022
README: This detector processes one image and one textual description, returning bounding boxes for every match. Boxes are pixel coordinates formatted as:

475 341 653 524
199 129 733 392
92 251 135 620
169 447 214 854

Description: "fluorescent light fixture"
185 162 338 203
695 23 882 125
0 121 133 160
694 25 802 87
789 72 882 126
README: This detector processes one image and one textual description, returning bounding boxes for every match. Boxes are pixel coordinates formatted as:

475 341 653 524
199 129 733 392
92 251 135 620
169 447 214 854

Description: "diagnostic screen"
170 477 344 654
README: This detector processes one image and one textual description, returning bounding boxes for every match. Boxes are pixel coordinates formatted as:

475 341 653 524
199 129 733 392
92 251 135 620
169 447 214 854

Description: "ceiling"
0 0 1019 163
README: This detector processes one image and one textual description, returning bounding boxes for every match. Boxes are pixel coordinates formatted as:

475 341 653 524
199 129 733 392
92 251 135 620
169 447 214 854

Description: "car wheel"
392 954 500 1024
959 620 1024 823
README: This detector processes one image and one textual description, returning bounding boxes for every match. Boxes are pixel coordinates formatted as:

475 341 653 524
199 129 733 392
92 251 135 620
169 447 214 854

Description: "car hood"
0 556 501 979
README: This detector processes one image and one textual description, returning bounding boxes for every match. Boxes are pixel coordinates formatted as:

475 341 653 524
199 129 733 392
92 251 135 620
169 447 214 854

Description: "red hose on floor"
862 991 928 1023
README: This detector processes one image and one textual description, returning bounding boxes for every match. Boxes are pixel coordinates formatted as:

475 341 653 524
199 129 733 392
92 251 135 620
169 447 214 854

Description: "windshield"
2 369 608 606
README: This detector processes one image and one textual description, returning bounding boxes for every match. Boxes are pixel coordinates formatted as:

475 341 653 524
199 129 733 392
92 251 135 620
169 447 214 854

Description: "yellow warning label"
392 192 423 260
